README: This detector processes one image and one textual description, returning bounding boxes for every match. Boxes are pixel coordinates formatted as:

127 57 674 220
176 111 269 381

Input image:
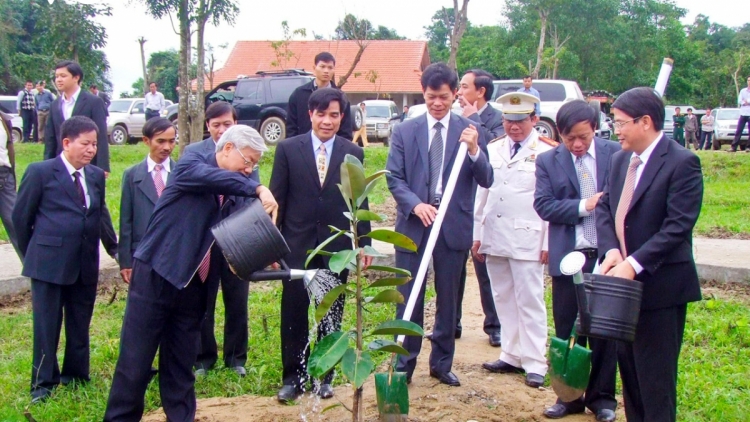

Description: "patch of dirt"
144 263 626 422
697 228 750 240
370 196 397 228
701 279 750 304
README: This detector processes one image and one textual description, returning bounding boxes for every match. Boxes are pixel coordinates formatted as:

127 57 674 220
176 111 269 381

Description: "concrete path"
0 235 748 297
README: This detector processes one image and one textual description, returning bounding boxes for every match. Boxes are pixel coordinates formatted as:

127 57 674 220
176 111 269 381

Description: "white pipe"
654 58 674 97
397 142 469 344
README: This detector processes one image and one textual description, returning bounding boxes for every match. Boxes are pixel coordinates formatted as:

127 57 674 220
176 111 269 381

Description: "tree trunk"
337 41 368 88
532 9 548 79
177 0 191 155
191 4 208 146
138 37 148 94
446 0 470 74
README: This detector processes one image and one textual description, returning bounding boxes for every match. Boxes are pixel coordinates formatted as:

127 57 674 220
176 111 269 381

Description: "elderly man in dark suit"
386 63 493 387
118 118 176 283
187 101 259 377
534 100 619 422
453 68 504 346
598 87 703 422
44 61 110 173
12 116 117 403
270 87 372 402
104 125 278 422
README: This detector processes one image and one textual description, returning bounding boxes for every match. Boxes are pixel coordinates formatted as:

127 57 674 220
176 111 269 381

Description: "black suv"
166 69 313 145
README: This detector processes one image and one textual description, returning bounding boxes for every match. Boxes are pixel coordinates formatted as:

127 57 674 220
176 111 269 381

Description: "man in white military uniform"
474 92 557 388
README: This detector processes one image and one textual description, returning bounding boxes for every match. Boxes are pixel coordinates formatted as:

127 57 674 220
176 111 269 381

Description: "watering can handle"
247 259 292 282
572 271 592 334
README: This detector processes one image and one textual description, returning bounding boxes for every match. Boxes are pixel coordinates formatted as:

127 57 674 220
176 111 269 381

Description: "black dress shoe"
595 409 616 422
429 370 460 386
482 359 524 374
525 373 545 388
488 332 502 347
277 385 303 403
425 331 462 340
318 383 334 399
455 328 462 339
543 403 585 419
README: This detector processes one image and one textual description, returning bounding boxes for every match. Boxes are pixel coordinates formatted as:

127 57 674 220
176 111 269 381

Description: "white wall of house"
344 92 424 109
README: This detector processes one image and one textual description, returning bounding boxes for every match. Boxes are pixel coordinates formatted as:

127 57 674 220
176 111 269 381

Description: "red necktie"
196 195 224 282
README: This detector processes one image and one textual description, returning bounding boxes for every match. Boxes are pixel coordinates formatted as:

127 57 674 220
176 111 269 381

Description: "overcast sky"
87 0 746 97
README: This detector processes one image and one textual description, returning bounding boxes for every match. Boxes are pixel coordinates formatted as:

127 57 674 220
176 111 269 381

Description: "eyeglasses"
234 148 256 167
613 116 643 129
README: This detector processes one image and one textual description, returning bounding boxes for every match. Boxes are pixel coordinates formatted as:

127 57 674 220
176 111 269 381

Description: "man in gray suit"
118 118 176 284
533 100 619 421
454 68 504 346
386 63 493 387
188 101 259 376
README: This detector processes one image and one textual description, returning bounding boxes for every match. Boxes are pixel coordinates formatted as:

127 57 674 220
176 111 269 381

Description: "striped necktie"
615 155 642 257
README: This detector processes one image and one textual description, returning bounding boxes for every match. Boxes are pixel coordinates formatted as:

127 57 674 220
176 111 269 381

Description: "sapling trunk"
352 215 363 422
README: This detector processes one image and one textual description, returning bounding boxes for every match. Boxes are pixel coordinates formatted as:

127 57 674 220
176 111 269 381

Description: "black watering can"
210 200 341 300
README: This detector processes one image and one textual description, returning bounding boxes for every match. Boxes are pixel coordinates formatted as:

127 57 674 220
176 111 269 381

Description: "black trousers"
396 229 466 375
20 108 36 142
731 115 750 151
280 254 345 388
104 259 208 422
30 277 97 397
550 255 617 412
456 253 500 335
617 304 687 422
145 109 160 121
196 263 249 370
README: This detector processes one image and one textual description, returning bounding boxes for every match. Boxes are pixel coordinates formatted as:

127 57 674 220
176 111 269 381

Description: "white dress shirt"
60 152 90 208
146 155 171 186
61 87 82 121
311 132 334 164
572 142 597 250
145 91 166 112
738 87 750 116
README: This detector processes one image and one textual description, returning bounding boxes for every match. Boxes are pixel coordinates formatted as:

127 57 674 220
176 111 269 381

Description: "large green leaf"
365 229 417 252
362 245 387 258
305 231 343 269
365 289 404 304
308 332 350 379
315 284 349 323
340 348 374 389
365 169 390 184
365 277 410 289
358 170 390 207
371 320 425 337
355 209 385 222
329 249 358 274
366 265 411 276
340 156 366 204
367 339 410 356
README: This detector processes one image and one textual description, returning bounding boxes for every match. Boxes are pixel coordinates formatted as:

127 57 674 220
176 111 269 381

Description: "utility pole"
137 37 148 94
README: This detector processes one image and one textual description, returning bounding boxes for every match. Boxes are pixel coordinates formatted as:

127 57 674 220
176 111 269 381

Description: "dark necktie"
73 171 86 210
429 122 444 204
511 142 521 158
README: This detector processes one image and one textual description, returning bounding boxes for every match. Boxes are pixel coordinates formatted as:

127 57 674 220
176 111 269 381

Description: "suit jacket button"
319 197 323 201
496 214 501 218
508 164 512 168
500 197 504 201
317 220 321 225
503 181 508 185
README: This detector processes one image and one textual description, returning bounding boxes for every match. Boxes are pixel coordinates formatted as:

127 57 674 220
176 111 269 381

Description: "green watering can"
548 251 593 402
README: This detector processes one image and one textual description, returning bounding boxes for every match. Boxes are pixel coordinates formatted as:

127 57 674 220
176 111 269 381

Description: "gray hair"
215 125 267 154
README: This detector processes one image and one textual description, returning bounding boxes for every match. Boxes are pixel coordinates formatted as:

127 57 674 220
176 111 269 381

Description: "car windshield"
493 82 567 102
366 105 391 118
109 100 132 113
0 99 18 114
717 109 740 120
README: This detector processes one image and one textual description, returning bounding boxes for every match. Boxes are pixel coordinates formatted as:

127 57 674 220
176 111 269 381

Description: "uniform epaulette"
539 136 559 147
489 135 506 144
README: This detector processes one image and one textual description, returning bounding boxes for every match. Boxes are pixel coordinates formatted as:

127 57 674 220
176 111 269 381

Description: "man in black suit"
534 100 619 422
104 125 278 422
597 87 703 422
44 61 110 174
455 68 504 346
286 51 353 140
118 118 176 283
89 84 110 116
270 88 372 402
188 101 259 377
12 116 117 403
386 63 493 387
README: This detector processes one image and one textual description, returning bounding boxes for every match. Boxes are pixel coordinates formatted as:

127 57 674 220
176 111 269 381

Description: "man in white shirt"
730 76 750 152
145 82 166 121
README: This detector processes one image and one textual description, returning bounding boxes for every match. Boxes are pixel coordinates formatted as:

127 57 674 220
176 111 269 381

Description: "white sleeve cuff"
626 256 644 275
468 149 479 162
578 199 590 217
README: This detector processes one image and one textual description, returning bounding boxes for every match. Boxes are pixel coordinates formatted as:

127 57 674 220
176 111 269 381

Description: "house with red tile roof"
205 40 431 108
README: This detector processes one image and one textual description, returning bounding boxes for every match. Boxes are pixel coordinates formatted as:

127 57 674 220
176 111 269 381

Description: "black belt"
431 196 442 208
38 108 49 112
575 248 598 259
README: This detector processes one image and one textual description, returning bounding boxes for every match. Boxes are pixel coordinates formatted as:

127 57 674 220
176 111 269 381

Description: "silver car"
362 100 401 146
711 108 749 147
107 98 174 145
0 96 24 143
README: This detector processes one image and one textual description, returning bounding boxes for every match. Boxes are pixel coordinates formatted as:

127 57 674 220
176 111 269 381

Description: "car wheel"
260 116 286 145
11 128 22 143
110 125 128 145
352 106 363 131
535 119 557 140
